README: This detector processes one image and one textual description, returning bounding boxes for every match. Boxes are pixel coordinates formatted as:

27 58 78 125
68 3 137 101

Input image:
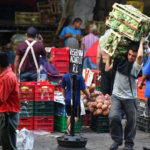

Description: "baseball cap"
27 27 37 36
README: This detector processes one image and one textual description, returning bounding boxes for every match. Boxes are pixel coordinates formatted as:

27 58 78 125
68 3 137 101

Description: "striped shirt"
81 33 99 56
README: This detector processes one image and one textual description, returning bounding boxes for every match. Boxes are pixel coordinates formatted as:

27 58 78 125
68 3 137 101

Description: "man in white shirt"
105 38 145 150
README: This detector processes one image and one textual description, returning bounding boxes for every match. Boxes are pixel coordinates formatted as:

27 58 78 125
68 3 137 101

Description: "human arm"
48 64 59 75
0 77 13 106
105 55 113 72
138 74 149 89
97 47 102 75
14 55 20 75
61 88 66 102
136 37 146 65
81 89 91 101
81 37 85 49
59 27 72 41
38 35 43 43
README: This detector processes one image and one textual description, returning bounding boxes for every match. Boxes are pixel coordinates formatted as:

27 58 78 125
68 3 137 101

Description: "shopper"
59 18 82 48
105 38 145 150
81 24 99 56
61 73 90 135
14 27 46 82
97 47 115 95
0 52 20 150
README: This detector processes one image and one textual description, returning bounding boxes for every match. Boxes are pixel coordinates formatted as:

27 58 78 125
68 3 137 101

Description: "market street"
33 128 150 150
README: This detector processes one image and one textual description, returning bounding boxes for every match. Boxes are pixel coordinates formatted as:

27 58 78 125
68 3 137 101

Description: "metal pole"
70 74 76 136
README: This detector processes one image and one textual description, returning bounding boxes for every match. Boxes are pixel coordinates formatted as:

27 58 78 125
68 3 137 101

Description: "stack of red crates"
34 83 54 132
18 83 35 130
91 70 101 87
51 48 69 74
18 82 55 132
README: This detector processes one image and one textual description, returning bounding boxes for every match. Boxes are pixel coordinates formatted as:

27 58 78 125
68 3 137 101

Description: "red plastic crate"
51 48 69 62
52 62 69 73
19 84 35 101
35 85 54 101
82 112 91 126
34 116 54 132
92 71 101 87
18 117 33 130
55 85 62 92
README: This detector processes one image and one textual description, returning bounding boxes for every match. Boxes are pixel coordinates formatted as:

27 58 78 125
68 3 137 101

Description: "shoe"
110 142 122 150
123 147 133 150
64 129 70 135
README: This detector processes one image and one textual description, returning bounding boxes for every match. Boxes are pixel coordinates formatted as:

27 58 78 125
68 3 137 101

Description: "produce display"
106 3 150 42
81 84 111 116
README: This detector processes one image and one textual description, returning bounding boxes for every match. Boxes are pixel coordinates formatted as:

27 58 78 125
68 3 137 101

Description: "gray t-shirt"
113 61 142 99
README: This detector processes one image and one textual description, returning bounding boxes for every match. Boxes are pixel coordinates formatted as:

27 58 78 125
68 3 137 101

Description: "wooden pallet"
102 30 122 56
85 21 106 34
37 1 61 14
15 12 41 25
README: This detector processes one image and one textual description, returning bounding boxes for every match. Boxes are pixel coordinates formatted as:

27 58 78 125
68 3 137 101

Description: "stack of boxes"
51 48 69 74
137 78 150 133
18 82 55 132
54 102 82 133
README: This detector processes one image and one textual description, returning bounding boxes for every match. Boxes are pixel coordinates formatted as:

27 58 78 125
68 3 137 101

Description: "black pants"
0 113 19 150
101 63 115 95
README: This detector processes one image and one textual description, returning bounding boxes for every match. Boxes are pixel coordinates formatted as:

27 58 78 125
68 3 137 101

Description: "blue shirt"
61 73 86 106
143 57 150 98
59 26 82 47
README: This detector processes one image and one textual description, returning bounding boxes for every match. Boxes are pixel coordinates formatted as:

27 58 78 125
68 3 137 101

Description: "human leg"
109 95 123 146
122 98 137 148
0 113 19 150
29 72 37 81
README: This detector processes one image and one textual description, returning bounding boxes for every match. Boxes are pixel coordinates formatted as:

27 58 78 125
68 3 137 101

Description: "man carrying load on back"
105 38 145 150
14 27 46 82
59 18 82 49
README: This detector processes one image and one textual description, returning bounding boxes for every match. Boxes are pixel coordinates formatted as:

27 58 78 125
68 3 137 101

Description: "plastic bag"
17 128 34 150
99 29 113 49
11 34 27 44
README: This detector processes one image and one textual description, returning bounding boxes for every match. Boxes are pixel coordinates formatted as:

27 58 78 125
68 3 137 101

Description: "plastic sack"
17 128 34 150
11 34 27 44
99 29 113 49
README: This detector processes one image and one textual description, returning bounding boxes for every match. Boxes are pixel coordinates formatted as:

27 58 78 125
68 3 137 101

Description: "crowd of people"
0 17 150 150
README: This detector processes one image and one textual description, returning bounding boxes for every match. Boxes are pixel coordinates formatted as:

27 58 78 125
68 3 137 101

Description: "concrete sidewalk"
33 129 150 150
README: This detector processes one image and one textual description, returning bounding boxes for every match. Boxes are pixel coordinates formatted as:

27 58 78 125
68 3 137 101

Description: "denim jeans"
20 72 37 82
109 95 137 147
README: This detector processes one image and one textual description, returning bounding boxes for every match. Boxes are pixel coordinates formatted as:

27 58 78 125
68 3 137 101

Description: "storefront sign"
69 48 84 75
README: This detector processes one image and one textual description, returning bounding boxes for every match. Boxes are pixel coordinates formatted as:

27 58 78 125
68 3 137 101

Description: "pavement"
33 129 150 150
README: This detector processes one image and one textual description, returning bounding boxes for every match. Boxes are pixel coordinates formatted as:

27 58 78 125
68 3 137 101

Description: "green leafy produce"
118 24 128 32
131 20 138 26
108 34 115 43
120 37 131 45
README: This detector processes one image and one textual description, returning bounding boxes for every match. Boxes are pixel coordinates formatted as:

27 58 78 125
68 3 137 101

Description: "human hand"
65 33 72 38
38 35 43 43
138 82 143 89
140 37 146 44
76 35 81 40
98 70 101 76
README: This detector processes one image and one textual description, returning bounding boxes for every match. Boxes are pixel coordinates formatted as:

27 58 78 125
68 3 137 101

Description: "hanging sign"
69 48 84 75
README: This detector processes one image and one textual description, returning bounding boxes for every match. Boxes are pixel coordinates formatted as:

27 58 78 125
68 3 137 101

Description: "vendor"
105 38 145 150
14 27 46 82
46 52 62 83
81 24 99 56
59 18 82 49
0 52 20 150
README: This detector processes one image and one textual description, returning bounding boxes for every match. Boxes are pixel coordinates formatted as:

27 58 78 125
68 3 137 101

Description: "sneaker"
110 142 122 150
64 129 70 135
123 147 133 150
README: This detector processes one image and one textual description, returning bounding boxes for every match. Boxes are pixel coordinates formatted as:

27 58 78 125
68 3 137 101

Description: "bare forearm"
82 90 90 98
137 42 143 65
140 74 149 85
60 36 66 41
105 56 112 71
97 57 101 71
61 88 66 98
14 59 19 74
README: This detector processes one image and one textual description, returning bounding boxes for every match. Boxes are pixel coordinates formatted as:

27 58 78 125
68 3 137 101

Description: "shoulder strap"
67 26 70 33
18 40 37 81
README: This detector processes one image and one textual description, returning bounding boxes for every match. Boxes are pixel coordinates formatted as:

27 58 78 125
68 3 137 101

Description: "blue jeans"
109 95 137 147
20 72 37 82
